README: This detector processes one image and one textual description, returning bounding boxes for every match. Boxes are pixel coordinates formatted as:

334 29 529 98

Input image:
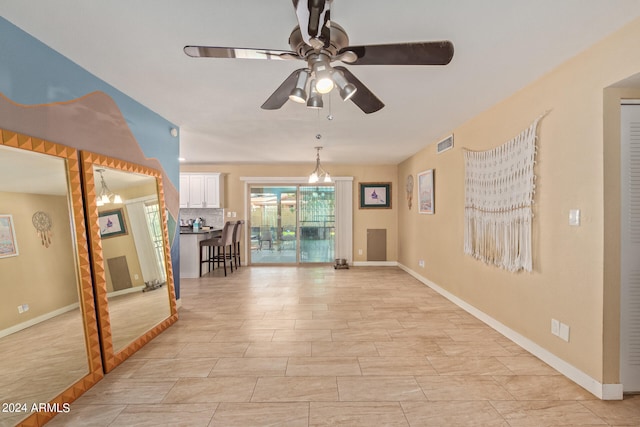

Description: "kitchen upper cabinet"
180 173 224 208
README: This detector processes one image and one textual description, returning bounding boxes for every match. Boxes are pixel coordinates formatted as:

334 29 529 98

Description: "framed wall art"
418 170 434 214
359 182 391 209
98 208 128 238
0 214 19 258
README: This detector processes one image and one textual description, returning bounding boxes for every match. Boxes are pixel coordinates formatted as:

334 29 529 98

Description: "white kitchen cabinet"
180 173 224 208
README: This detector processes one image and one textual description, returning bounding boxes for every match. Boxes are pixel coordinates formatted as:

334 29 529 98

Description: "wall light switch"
559 323 570 342
569 209 580 226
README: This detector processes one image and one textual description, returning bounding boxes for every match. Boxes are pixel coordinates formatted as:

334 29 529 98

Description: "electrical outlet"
17 305 23 314
134 274 139 280
358 249 363 255
551 319 560 336
418 260 425 268
17 304 29 314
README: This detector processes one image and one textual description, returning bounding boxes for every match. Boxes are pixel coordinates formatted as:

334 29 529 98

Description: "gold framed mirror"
0 129 103 427
80 151 178 373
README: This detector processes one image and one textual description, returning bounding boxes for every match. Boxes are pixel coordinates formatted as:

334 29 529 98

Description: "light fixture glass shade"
289 69 310 103
312 61 334 94
306 80 323 109
315 77 334 94
96 168 123 205
308 147 331 184
289 88 307 103
332 70 357 101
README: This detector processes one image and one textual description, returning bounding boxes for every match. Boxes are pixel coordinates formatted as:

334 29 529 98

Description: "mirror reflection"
92 165 171 354
0 145 89 427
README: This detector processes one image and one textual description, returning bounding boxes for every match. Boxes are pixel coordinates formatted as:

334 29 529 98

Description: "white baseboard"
352 261 399 267
107 285 145 298
0 302 79 339
398 263 623 400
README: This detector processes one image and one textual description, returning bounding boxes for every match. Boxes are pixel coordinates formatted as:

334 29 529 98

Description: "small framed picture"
359 182 391 209
98 208 128 238
418 170 435 214
0 214 19 258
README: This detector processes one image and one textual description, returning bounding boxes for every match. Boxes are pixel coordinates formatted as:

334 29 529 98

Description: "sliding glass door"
249 185 334 264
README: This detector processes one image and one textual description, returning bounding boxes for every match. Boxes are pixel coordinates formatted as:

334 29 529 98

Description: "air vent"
437 135 454 154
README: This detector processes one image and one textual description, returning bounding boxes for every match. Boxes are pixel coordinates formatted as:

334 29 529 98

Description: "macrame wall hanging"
463 115 543 272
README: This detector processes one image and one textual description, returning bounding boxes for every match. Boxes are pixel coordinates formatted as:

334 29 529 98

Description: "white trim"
352 261 399 267
0 302 80 339
398 263 623 400
123 195 157 205
240 176 353 183
107 285 145 298
620 99 640 105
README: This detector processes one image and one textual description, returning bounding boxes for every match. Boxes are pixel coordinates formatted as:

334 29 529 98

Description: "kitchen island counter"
179 228 221 278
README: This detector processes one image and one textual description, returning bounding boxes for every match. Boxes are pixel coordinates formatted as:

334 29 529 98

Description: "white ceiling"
2 1 640 165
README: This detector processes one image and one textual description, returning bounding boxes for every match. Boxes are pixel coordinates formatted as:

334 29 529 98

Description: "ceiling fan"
184 0 454 114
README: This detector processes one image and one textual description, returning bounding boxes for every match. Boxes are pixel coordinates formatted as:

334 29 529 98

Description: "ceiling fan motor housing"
289 22 349 59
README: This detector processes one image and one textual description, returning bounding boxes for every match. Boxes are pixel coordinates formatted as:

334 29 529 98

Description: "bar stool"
232 220 244 268
199 221 234 276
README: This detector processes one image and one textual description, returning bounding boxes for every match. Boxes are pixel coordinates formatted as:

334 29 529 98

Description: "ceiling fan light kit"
288 69 310 103
306 80 324 109
184 0 454 115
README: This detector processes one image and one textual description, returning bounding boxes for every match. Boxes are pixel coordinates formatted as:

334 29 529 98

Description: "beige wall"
398 17 640 384
0 192 79 329
181 163 398 262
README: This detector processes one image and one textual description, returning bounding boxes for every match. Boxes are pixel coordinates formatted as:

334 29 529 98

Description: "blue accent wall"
0 17 181 297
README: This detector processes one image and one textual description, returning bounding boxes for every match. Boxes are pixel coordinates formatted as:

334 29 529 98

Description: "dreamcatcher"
32 211 53 248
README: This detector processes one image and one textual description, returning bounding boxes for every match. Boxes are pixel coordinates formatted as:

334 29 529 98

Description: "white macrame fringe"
463 117 540 272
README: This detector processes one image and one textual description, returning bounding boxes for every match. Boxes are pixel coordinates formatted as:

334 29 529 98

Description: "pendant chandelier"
96 169 123 206
308 146 331 183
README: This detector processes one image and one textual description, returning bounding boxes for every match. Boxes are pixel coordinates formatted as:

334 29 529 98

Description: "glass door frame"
246 180 335 266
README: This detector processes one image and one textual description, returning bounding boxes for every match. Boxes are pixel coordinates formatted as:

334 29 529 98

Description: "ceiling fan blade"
334 66 385 114
184 46 298 60
339 41 454 66
292 0 332 48
261 69 305 110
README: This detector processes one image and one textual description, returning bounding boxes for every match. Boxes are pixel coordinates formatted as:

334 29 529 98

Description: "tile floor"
47 266 640 426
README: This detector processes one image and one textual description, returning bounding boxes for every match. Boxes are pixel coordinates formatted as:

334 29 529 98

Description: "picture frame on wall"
0 214 19 258
98 208 128 238
418 170 435 214
359 182 391 209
